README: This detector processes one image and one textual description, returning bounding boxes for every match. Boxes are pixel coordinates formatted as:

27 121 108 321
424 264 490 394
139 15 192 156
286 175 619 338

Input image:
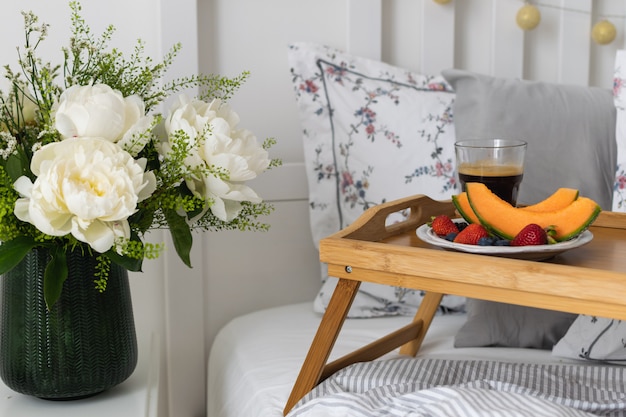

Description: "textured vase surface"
0 247 137 399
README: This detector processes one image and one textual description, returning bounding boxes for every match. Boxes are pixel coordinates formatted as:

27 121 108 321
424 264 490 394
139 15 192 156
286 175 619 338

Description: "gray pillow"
455 299 577 349
442 68 616 210
443 69 615 349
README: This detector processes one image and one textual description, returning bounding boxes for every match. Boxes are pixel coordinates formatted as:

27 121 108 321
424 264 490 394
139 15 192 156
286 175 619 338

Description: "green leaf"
129 206 156 234
5 154 26 182
164 209 193 268
0 236 39 274
104 250 143 272
44 248 68 311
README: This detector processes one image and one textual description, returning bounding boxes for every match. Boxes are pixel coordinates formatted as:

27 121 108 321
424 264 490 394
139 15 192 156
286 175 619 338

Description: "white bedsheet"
207 302 579 417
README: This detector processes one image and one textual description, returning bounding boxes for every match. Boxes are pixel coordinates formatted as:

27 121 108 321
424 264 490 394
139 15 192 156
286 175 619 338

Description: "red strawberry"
453 223 489 245
510 224 553 246
429 215 459 236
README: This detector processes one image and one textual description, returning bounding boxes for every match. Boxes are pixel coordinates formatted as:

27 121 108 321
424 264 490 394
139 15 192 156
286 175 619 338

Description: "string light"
516 1 625 45
592 20 617 45
516 4 541 31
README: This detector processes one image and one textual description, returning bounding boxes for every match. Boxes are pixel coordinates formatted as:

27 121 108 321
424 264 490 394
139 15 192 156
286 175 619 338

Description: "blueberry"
456 222 469 231
494 239 511 246
477 237 495 246
445 232 458 241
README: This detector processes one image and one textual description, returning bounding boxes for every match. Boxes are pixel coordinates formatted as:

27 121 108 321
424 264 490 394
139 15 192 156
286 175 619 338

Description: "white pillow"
552 316 626 364
287 42 464 317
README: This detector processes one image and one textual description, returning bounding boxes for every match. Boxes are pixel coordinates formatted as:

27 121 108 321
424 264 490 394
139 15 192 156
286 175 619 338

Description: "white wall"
0 2 177 416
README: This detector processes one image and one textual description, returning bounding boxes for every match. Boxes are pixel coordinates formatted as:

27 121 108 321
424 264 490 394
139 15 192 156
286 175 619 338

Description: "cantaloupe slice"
466 182 601 241
452 192 480 223
520 188 579 212
452 187 579 224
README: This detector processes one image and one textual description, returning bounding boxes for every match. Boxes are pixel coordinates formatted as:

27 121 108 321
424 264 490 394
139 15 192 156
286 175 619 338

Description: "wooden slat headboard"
346 0 625 86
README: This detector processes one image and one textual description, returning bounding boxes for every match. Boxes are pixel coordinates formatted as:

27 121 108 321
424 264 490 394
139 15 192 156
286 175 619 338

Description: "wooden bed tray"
283 194 626 415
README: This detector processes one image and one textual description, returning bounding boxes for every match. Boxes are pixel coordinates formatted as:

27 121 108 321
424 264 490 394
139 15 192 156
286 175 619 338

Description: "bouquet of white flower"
0 2 278 308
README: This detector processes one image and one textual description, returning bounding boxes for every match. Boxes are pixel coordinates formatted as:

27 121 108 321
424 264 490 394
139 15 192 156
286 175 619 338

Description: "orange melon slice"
520 188 579 212
466 182 601 241
451 192 480 224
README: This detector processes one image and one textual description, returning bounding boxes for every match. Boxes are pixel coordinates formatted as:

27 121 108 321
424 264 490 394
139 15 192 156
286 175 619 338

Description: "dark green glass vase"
0 247 137 399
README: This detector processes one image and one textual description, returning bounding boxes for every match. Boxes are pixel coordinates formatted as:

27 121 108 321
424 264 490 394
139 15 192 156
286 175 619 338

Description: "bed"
206 1 626 416
209 304 608 417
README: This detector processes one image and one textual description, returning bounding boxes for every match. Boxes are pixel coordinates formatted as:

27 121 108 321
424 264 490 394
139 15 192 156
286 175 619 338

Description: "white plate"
416 220 593 261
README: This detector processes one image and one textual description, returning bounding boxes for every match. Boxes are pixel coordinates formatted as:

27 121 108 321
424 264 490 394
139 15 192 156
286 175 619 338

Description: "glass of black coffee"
455 139 527 206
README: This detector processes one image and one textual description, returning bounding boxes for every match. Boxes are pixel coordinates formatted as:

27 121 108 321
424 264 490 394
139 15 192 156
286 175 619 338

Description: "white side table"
0 334 160 417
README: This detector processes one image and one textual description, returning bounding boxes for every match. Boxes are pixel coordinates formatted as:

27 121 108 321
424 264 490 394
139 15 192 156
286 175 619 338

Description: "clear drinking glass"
455 139 527 206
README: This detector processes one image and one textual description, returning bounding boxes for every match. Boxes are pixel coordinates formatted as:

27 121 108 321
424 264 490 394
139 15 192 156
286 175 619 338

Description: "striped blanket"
287 358 626 417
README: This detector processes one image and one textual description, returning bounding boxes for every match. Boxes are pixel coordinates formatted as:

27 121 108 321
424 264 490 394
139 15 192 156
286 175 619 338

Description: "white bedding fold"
289 386 600 417
288 358 626 417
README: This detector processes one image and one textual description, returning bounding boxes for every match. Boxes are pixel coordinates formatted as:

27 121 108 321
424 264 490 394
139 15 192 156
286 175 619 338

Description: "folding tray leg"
283 278 361 416
399 291 444 356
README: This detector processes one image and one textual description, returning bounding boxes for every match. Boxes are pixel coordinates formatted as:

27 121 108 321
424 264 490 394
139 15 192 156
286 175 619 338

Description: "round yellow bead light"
516 4 541 31
591 20 617 45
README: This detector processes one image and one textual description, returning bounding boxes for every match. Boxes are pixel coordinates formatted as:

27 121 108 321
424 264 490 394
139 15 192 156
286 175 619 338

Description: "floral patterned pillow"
553 316 626 364
613 49 626 211
287 42 464 317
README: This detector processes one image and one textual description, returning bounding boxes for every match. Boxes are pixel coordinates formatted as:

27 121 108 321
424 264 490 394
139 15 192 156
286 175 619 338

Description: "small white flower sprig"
0 2 279 309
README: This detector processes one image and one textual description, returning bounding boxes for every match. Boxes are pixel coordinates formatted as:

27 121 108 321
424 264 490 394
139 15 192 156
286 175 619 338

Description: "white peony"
162 96 270 221
13 137 157 253
54 84 151 148
116 113 156 157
